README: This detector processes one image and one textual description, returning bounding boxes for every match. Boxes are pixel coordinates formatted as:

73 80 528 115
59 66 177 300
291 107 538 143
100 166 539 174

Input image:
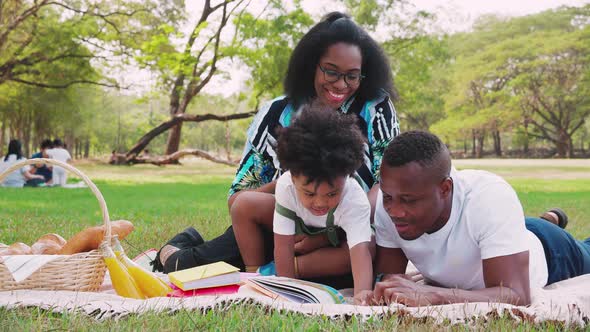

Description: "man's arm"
373 251 531 306
375 246 408 275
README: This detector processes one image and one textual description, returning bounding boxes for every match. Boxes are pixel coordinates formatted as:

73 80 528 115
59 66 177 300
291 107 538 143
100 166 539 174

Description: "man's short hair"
383 130 451 179
40 139 53 150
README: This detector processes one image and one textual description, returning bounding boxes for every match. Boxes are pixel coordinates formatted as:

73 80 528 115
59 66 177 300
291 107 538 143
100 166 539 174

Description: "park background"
1 0 590 330
1 0 589 162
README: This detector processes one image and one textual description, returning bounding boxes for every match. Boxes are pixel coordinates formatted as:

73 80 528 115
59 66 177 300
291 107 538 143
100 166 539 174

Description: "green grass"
1 160 589 330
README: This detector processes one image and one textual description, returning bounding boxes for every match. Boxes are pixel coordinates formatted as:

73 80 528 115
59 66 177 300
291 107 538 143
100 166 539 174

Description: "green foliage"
432 5 590 156
225 7 313 106
388 36 450 130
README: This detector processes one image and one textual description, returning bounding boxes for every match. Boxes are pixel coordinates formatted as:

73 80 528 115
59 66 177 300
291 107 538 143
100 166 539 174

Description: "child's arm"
350 242 373 305
274 233 296 278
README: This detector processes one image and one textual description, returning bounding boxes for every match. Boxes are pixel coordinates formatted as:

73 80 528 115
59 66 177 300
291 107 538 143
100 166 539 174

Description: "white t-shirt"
273 171 372 249
375 169 548 290
0 155 30 187
46 148 72 163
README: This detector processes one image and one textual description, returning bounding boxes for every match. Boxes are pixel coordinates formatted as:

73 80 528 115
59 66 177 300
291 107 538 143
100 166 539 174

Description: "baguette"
59 220 134 255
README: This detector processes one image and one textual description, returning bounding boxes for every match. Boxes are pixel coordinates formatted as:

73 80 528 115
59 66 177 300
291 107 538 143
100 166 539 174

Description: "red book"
167 283 240 297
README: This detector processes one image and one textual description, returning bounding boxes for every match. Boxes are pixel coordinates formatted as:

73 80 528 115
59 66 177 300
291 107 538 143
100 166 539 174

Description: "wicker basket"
0 158 110 292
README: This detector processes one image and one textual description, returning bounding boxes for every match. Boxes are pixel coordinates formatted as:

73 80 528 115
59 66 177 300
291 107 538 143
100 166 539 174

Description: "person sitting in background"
44 138 72 186
0 139 45 188
31 139 54 185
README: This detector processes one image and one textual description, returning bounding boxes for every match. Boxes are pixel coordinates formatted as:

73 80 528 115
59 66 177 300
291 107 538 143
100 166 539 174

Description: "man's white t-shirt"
273 171 372 249
46 148 72 163
375 169 548 290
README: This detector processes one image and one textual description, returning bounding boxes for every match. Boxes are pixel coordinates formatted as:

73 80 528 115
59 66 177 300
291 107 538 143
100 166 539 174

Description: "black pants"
164 226 245 272
162 226 354 289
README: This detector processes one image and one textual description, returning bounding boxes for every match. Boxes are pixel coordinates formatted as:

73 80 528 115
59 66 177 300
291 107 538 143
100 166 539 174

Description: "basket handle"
0 158 111 241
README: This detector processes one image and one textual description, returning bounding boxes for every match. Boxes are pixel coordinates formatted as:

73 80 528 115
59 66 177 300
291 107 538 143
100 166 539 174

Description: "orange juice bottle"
99 242 145 299
112 237 171 298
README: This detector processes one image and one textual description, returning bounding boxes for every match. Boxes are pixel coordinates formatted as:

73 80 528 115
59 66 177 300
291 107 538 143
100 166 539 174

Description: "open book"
245 276 345 304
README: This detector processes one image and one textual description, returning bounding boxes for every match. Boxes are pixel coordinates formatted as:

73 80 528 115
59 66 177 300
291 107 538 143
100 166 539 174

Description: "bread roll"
37 233 67 247
31 240 63 254
3 242 32 255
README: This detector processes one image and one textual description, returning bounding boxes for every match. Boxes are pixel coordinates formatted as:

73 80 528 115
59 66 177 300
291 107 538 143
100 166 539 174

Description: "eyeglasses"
318 65 365 86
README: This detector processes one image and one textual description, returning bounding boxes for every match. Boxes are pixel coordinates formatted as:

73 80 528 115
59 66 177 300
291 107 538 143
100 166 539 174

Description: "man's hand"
293 234 331 255
353 289 374 306
373 274 438 307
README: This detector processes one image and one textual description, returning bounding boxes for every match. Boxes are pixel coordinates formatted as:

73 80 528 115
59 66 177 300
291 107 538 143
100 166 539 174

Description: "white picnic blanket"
0 274 589 326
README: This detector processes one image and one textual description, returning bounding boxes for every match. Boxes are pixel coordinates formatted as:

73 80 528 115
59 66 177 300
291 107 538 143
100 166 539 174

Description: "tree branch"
0 0 50 50
125 110 255 159
10 78 122 89
131 148 237 166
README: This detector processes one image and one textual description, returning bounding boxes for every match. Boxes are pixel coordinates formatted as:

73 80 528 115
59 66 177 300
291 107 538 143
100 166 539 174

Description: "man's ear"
439 176 453 198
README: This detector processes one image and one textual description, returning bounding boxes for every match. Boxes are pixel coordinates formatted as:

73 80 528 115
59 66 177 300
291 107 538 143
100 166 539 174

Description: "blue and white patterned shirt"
229 90 400 197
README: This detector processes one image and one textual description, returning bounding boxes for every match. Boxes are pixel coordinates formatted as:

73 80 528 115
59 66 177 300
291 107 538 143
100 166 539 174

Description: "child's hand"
353 290 374 306
294 234 330 255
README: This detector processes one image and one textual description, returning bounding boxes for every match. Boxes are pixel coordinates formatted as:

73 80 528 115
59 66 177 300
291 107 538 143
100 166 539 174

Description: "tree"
125 0 249 160
0 0 185 156
0 0 163 88
432 6 590 157
387 35 450 131
124 1 314 163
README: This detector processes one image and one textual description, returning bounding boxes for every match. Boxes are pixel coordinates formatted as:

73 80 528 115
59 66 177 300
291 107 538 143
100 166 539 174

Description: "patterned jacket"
229 90 400 197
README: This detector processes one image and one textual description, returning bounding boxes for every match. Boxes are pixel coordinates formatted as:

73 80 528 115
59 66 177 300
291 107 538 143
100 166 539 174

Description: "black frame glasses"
318 65 365 86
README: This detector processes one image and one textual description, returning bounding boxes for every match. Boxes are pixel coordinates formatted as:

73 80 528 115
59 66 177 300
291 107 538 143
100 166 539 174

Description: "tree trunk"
225 121 231 161
0 115 5 156
165 122 183 155
523 123 529 156
555 129 572 158
471 130 476 157
493 130 502 157
84 138 90 158
463 138 467 155
23 110 32 157
476 132 485 159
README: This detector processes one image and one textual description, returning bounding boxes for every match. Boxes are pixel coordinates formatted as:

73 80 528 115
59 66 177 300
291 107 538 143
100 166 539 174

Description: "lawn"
0 158 589 331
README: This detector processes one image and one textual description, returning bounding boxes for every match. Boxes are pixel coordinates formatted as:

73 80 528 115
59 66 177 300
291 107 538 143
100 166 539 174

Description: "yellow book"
168 262 240 291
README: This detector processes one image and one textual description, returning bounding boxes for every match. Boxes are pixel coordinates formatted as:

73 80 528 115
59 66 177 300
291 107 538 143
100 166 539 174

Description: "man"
372 131 590 306
31 139 53 185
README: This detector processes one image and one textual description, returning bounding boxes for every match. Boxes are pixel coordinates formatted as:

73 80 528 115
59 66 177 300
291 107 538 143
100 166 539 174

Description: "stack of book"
167 261 241 297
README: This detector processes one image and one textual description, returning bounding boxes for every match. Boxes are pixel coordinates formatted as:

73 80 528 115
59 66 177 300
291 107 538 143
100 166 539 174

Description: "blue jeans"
526 217 590 285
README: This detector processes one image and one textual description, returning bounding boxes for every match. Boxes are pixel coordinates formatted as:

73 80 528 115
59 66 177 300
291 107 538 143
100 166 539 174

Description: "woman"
0 139 45 187
155 12 400 280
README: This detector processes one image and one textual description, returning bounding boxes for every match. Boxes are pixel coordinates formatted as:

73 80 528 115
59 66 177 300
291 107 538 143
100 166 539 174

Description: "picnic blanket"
0 273 589 326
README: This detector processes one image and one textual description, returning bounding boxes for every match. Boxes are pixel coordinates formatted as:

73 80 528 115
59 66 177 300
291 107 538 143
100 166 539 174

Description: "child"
44 138 72 186
232 104 374 305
